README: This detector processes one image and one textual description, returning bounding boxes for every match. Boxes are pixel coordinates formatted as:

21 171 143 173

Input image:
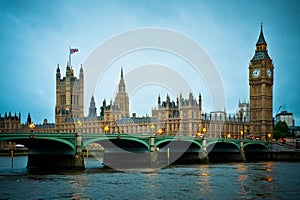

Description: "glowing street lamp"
240 131 244 140
227 133 231 139
201 127 207 140
157 129 163 135
77 120 82 135
104 125 109 133
29 123 35 129
151 124 155 136
29 123 35 132
267 133 272 142
202 127 207 135
267 133 272 151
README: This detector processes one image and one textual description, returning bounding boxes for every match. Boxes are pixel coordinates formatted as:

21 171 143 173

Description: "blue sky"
0 0 299 125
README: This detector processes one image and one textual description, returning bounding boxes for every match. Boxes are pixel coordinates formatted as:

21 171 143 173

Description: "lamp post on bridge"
240 130 244 155
150 124 156 152
268 133 272 151
200 127 209 163
240 130 246 161
202 127 207 151
240 131 244 140
76 120 83 156
151 124 155 136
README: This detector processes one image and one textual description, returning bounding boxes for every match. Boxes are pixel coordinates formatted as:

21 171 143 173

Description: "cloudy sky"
0 0 299 125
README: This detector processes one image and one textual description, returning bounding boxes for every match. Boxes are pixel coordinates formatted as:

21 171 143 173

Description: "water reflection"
247 162 277 199
197 165 211 195
235 163 249 197
264 161 273 172
236 163 248 181
70 173 90 199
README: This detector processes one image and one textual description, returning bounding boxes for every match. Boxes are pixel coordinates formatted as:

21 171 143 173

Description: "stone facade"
0 26 273 141
0 112 21 133
53 67 250 139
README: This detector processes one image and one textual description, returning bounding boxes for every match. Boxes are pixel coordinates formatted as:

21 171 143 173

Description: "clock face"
252 68 261 78
267 69 272 78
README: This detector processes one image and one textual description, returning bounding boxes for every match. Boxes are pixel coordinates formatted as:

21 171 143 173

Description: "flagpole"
69 46 71 67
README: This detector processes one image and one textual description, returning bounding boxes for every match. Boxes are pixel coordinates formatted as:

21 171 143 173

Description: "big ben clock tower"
249 24 274 140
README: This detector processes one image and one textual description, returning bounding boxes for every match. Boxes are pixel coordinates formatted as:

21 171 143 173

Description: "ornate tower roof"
118 67 126 93
256 24 267 45
251 24 271 61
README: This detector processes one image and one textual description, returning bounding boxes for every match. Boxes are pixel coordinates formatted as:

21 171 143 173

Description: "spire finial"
256 22 267 46
121 67 123 78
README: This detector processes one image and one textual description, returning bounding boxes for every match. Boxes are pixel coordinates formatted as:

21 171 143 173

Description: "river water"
0 156 299 199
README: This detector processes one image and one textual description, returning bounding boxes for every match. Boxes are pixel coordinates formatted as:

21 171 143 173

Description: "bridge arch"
206 140 240 151
244 142 268 151
155 138 202 149
0 137 76 154
83 137 150 151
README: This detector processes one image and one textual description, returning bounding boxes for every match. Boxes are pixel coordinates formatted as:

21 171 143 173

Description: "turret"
199 92 202 112
103 99 107 108
27 113 32 125
80 64 84 80
158 95 161 106
88 95 97 117
56 64 61 80
66 66 72 77
189 92 193 101
166 94 170 108
118 67 126 93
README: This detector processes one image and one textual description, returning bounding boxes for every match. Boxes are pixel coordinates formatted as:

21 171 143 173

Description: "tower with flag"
55 47 84 130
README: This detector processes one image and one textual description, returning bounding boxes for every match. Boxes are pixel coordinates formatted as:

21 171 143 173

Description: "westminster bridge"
0 132 273 169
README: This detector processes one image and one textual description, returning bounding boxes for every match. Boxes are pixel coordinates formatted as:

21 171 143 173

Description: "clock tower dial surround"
249 25 274 140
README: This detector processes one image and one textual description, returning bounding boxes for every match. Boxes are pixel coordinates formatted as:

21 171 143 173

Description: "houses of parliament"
0 26 274 141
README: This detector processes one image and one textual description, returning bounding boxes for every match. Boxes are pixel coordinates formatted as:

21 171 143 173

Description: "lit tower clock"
249 24 274 140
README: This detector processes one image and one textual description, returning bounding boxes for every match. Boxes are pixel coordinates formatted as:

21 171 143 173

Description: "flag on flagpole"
70 48 79 54
69 47 79 66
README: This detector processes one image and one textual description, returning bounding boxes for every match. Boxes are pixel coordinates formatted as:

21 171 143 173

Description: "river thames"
0 156 299 199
